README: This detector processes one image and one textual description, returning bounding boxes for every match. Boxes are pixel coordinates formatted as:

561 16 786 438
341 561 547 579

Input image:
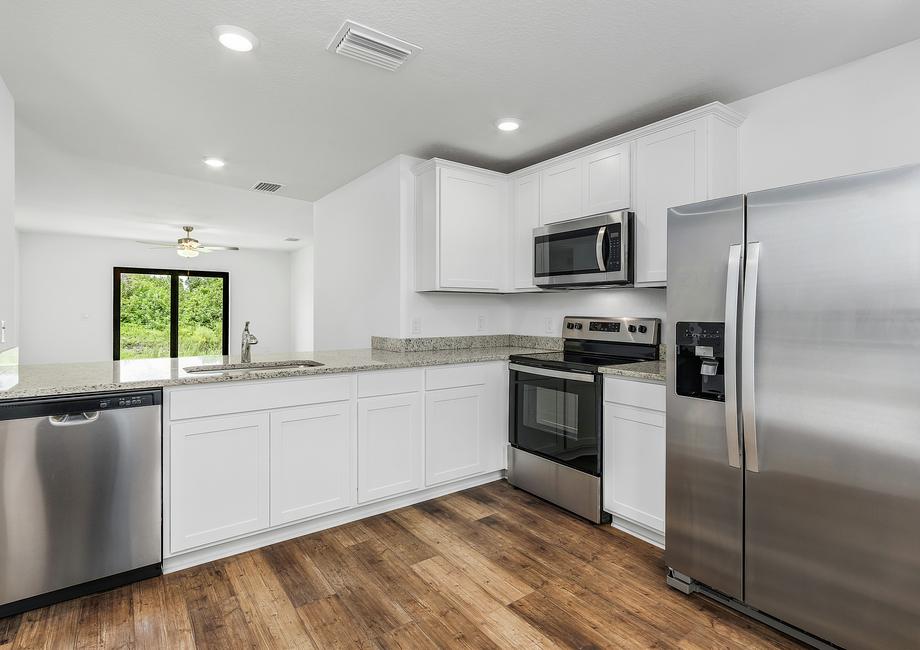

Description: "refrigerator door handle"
723 244 743 468
741 242 761 472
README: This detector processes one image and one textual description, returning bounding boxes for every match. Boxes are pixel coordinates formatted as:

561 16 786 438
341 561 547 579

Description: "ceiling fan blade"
198 245 240 251
135 240 177 247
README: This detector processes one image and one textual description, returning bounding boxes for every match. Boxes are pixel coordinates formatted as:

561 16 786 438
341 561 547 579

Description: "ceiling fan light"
177 248 199 258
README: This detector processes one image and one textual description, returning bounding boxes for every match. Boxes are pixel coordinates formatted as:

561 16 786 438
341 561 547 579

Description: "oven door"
533 212 629 287
509 363 601 475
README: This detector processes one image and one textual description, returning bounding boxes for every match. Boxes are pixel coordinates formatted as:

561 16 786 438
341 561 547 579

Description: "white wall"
290 241 314 351
732 39 920 192
16 124 313 251
310 39 920 348
312 156 405 349
507 289 667 336
18 232 293 364
0 74 16 353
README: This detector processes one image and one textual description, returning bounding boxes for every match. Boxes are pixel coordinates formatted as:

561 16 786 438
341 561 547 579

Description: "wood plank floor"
0 480 804 649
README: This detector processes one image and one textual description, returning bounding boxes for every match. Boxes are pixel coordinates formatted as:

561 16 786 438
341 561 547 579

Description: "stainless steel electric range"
508 316 660 523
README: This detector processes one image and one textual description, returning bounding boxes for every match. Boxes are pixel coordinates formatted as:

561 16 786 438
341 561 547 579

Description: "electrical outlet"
477 315 486 332
544 317 554 334
411 317 422 335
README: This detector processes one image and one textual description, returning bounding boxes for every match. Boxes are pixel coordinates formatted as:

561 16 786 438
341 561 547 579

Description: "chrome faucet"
241 321 259 363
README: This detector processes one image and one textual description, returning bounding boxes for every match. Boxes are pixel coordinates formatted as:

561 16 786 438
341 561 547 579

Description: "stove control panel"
562 316 660 345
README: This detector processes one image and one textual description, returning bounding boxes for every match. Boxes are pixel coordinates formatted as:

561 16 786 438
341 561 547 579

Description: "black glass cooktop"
509 351 648 374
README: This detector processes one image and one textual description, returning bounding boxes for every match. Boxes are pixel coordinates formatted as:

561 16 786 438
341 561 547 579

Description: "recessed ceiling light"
213 25 258 52
203 157 225 168
496 118 521 132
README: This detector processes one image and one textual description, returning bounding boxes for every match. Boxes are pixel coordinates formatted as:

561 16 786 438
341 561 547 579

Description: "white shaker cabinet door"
582 144 630 216
634 119 707 285
425 384 488 485
270 401 355 526
357 392 424 503
540 158 582 225
512 173 541 290
170 412 271 553
438 166 505 290
603 402 666 536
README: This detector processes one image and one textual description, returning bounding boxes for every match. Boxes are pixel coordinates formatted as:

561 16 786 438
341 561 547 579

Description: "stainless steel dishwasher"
0 390 162 617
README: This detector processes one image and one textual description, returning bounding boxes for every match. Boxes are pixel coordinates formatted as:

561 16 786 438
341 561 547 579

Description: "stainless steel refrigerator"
665 164 920 650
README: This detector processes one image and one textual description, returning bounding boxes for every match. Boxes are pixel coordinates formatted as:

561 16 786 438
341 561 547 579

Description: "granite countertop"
0 343 668 401
599 359 666 383
0 346 551 401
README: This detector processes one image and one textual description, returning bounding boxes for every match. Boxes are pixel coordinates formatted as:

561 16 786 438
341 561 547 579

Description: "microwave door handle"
595 226 607 271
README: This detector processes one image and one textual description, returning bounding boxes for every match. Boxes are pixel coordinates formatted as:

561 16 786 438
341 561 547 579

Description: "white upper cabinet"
634 113 740 286
512 173 541 291
582 144 631 216
414 103 741 293
539 143 631 226
415 160 509 292
540 159 583 224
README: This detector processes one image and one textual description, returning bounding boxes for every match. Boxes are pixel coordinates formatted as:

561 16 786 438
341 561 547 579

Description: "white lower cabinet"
165 363 507 564
170 412 271 553
357 392 423 503
603 377 666 546
270 402 354 526
425 363 506 486
425 384 487 485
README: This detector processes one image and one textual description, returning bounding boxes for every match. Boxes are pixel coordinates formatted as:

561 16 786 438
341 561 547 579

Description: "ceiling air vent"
327 20 421 71
250 181 285 193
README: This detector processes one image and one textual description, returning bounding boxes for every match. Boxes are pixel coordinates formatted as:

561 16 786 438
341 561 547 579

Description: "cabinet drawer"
425 363 490 391
603 376 665 411
358 368 424 398
168 374 353 420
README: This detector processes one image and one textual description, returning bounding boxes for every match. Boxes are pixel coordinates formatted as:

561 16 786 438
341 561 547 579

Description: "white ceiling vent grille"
250 181 285 193
327 20 421 71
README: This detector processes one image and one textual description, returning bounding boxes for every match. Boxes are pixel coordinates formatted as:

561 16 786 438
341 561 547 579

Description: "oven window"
511 370 600 475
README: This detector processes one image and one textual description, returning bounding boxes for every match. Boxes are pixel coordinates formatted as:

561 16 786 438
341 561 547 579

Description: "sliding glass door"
114 267 229 360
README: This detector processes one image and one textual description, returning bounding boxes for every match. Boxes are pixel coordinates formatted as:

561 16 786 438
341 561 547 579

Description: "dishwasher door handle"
48 412 101 427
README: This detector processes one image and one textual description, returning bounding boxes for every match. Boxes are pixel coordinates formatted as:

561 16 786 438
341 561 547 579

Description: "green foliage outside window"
119 273 224 359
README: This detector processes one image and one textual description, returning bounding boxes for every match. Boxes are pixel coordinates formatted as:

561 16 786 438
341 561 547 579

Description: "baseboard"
610 513 665 548
163 470 505 573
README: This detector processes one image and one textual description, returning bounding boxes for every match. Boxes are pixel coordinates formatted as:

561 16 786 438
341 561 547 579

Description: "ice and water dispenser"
675 322 725 401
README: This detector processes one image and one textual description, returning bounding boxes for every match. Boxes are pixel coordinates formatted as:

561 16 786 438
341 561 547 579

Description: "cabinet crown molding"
412 157 509 179
510 101 744 179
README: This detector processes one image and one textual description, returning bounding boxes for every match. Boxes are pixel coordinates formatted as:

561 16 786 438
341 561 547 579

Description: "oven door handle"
595 226 608 271
509 363 596 383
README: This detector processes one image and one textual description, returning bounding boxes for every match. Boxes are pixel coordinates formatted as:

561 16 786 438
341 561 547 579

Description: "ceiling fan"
136 226 239 258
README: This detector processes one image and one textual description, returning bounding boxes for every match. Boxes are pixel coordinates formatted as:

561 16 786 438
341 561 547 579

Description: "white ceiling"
2 0 920 205
15 124 313 250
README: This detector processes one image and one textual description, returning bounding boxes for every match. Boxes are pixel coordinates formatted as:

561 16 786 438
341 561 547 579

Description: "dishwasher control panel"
0 390 162 421
100 394 155 410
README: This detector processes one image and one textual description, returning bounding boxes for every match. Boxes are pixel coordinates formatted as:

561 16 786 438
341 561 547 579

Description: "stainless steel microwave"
533 211 633 288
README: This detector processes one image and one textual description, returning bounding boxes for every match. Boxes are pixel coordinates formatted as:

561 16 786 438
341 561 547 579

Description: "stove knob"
566 323 575 329
628 325 637 333
638 325 648 334
574 323 583 330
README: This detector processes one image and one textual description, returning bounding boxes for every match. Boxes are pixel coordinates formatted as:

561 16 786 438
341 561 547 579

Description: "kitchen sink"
183 360 324 374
